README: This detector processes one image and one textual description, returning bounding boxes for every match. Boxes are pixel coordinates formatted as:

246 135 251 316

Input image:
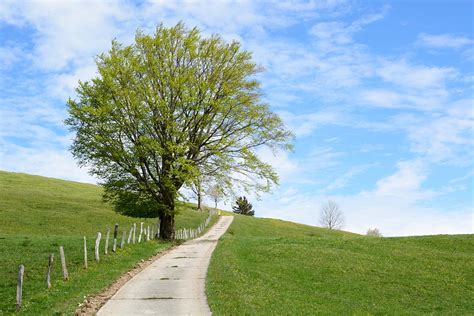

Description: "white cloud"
49 64 99 100
0 143 96 184
256 147 298 182
0 45 25 69
324 164 375 192
310 21 352 45
418 33 474 49
277 109 345 137
390 99 474 164
361 88 450 111
310 5 389 47
376 59 456 90
1 1 136 71
373 159 432 199
0 95 70 148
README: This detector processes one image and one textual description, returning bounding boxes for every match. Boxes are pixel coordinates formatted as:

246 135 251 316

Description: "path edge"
74 244 180 315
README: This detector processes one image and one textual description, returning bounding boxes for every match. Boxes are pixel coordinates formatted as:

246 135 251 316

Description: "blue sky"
0 0 472 236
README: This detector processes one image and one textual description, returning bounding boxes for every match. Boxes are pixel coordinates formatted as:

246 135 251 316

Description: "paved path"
98 216 234 316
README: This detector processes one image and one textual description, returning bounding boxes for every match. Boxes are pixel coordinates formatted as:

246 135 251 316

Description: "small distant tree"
233 196 254 216
207 184 224 210
366 228 382 237
319 200 344 230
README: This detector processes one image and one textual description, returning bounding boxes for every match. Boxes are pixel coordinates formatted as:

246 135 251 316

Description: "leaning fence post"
83 237 88 269
59 246 68 280
113 223 119 252
95 232 101 262
46 253 54 288
16 264 24 311
147 226 150 241
120 231 126 249
105 227 110 255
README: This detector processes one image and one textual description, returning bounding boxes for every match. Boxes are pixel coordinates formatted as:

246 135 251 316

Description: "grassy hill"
2 170 472 315
0 170 213 315
207 214 474 314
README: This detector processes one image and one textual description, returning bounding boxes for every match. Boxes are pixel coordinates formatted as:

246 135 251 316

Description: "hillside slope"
0 170 212 314
207 214 474 314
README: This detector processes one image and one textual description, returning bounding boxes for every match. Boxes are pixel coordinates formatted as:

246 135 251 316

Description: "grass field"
0 170 213 315
207 214 474 314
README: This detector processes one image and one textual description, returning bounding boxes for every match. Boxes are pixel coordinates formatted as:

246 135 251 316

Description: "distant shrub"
366 228 383 237
232 196 255 216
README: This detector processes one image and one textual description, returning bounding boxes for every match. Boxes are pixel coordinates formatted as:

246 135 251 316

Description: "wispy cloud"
4 1 136 71
323 164 376 192
418 33 474 49
376 59 456 90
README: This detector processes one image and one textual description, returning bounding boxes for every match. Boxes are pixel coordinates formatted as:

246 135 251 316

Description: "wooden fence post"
83 237 88 269
95 232 101 262
147 226 150 241
105 227 110 255
127 225 133 244
151 228 154 240
59 246 68 280
138 222 143 243
46 253 54 288
133 223 136 244
120 231 126 248
113 223 118 252
16 265 24 311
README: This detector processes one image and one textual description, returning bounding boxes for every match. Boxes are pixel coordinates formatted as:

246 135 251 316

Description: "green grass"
207 215 474 315
0 170 213 315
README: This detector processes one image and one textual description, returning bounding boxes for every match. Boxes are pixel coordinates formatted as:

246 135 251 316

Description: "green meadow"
0 170 212 315
207 214 474 315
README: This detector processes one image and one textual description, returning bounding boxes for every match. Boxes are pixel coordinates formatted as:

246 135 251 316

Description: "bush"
366 228 382 237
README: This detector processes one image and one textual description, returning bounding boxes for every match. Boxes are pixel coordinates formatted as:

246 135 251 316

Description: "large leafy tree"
66 23 292 239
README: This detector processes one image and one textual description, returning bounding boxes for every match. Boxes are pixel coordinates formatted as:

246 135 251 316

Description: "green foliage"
65 23 293 231
232 196 254 216
207 215 474 314
0 170 215 314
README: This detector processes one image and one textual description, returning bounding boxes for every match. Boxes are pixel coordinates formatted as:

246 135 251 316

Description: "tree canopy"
66 23 292 239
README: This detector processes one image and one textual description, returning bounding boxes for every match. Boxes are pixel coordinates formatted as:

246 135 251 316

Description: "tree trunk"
197 191 202 211
195 178 202 211
159 213 175 240
158 169 178 240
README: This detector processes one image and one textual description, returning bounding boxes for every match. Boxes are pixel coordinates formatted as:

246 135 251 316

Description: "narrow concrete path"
98 216 234 316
